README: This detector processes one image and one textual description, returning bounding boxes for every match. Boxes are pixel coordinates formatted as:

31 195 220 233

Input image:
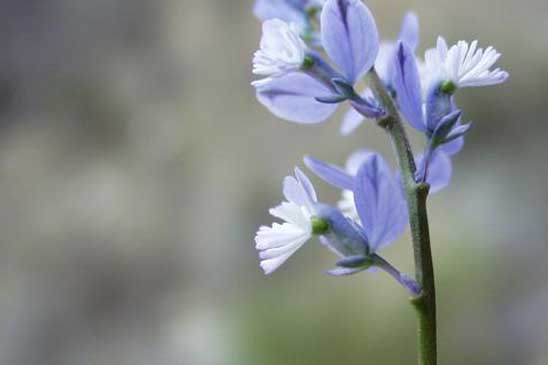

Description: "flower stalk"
368 68 437 365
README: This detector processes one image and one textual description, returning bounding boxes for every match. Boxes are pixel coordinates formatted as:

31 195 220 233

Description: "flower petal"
416 151 453 194
255 222 309 250
354 154 408 251
269 201 309 228
294 166 318 207
256 222 311 275
345 149 375 175
392 42 426 132
340 107 365 135
439 135 464 156
254 72 338 124
321 0 379 83
374 42 396 85
398 12 419 51
304 156 354 190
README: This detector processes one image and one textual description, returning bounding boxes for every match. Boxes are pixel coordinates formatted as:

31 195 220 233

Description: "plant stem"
367 69 437 365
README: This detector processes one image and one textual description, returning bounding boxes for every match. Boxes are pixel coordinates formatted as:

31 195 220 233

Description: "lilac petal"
253 0 307 28
398 12 419 51
321 0 379 83
446 123 472 141
255 73 338 124
392 42 426 132
304 156 354 190
375 42 396 85
283 176 308 206
354 154 408 251
283 168 318 207
439 136 464 156
294 167 318 206
345 149 375 175
340 107 365 136
417 151 452 194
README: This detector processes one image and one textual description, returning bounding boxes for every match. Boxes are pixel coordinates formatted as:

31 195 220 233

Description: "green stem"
367 69 437 365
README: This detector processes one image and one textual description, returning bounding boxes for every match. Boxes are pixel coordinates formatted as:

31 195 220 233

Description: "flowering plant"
251 1 507 363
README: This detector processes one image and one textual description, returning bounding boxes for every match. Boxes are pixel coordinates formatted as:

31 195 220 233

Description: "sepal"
313 203 369 257
327 266 368 276
315 94 348 104
336 255 374 269
444 122 472 143
430 109 462 148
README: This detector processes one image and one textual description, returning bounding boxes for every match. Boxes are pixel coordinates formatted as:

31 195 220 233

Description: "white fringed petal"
424 37 508 89
255 219 311 275
252 19 307 79
255 168 318 275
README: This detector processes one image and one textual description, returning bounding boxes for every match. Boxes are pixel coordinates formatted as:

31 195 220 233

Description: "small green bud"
311 216 329 235
301 55 315 70
440 80 457 95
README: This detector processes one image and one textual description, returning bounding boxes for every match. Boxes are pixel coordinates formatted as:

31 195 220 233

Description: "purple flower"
392 41 472 155
254 162 421 294
305 148 452 219
252 0 383 125
305 152 408 252
255 167 373 275
341 11 419 135
375 12 420 86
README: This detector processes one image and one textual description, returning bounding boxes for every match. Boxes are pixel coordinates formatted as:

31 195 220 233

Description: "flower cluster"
252 0 507 294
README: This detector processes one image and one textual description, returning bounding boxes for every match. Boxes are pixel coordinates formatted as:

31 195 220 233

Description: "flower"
424 37 509 90
255 167 318 275
252 0 383 125
375 12 420 85
305 152 408 252
306 149 453 221
252 19 308 85
341 11 419 135
392 41 472 156
254 163 421 294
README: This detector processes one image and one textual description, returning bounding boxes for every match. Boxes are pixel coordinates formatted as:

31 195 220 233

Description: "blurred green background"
0 0 547 364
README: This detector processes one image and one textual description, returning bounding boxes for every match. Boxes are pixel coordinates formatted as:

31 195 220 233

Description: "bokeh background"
0 0 547 364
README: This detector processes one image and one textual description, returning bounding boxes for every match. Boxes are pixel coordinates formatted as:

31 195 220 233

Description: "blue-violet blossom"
252 0 384 125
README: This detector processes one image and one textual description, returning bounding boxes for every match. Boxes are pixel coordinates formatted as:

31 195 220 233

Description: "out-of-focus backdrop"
0 0 546 364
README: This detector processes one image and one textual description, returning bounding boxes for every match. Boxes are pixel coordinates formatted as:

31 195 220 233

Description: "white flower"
424 37 509 89
252 19 308 85
255 168 317 275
